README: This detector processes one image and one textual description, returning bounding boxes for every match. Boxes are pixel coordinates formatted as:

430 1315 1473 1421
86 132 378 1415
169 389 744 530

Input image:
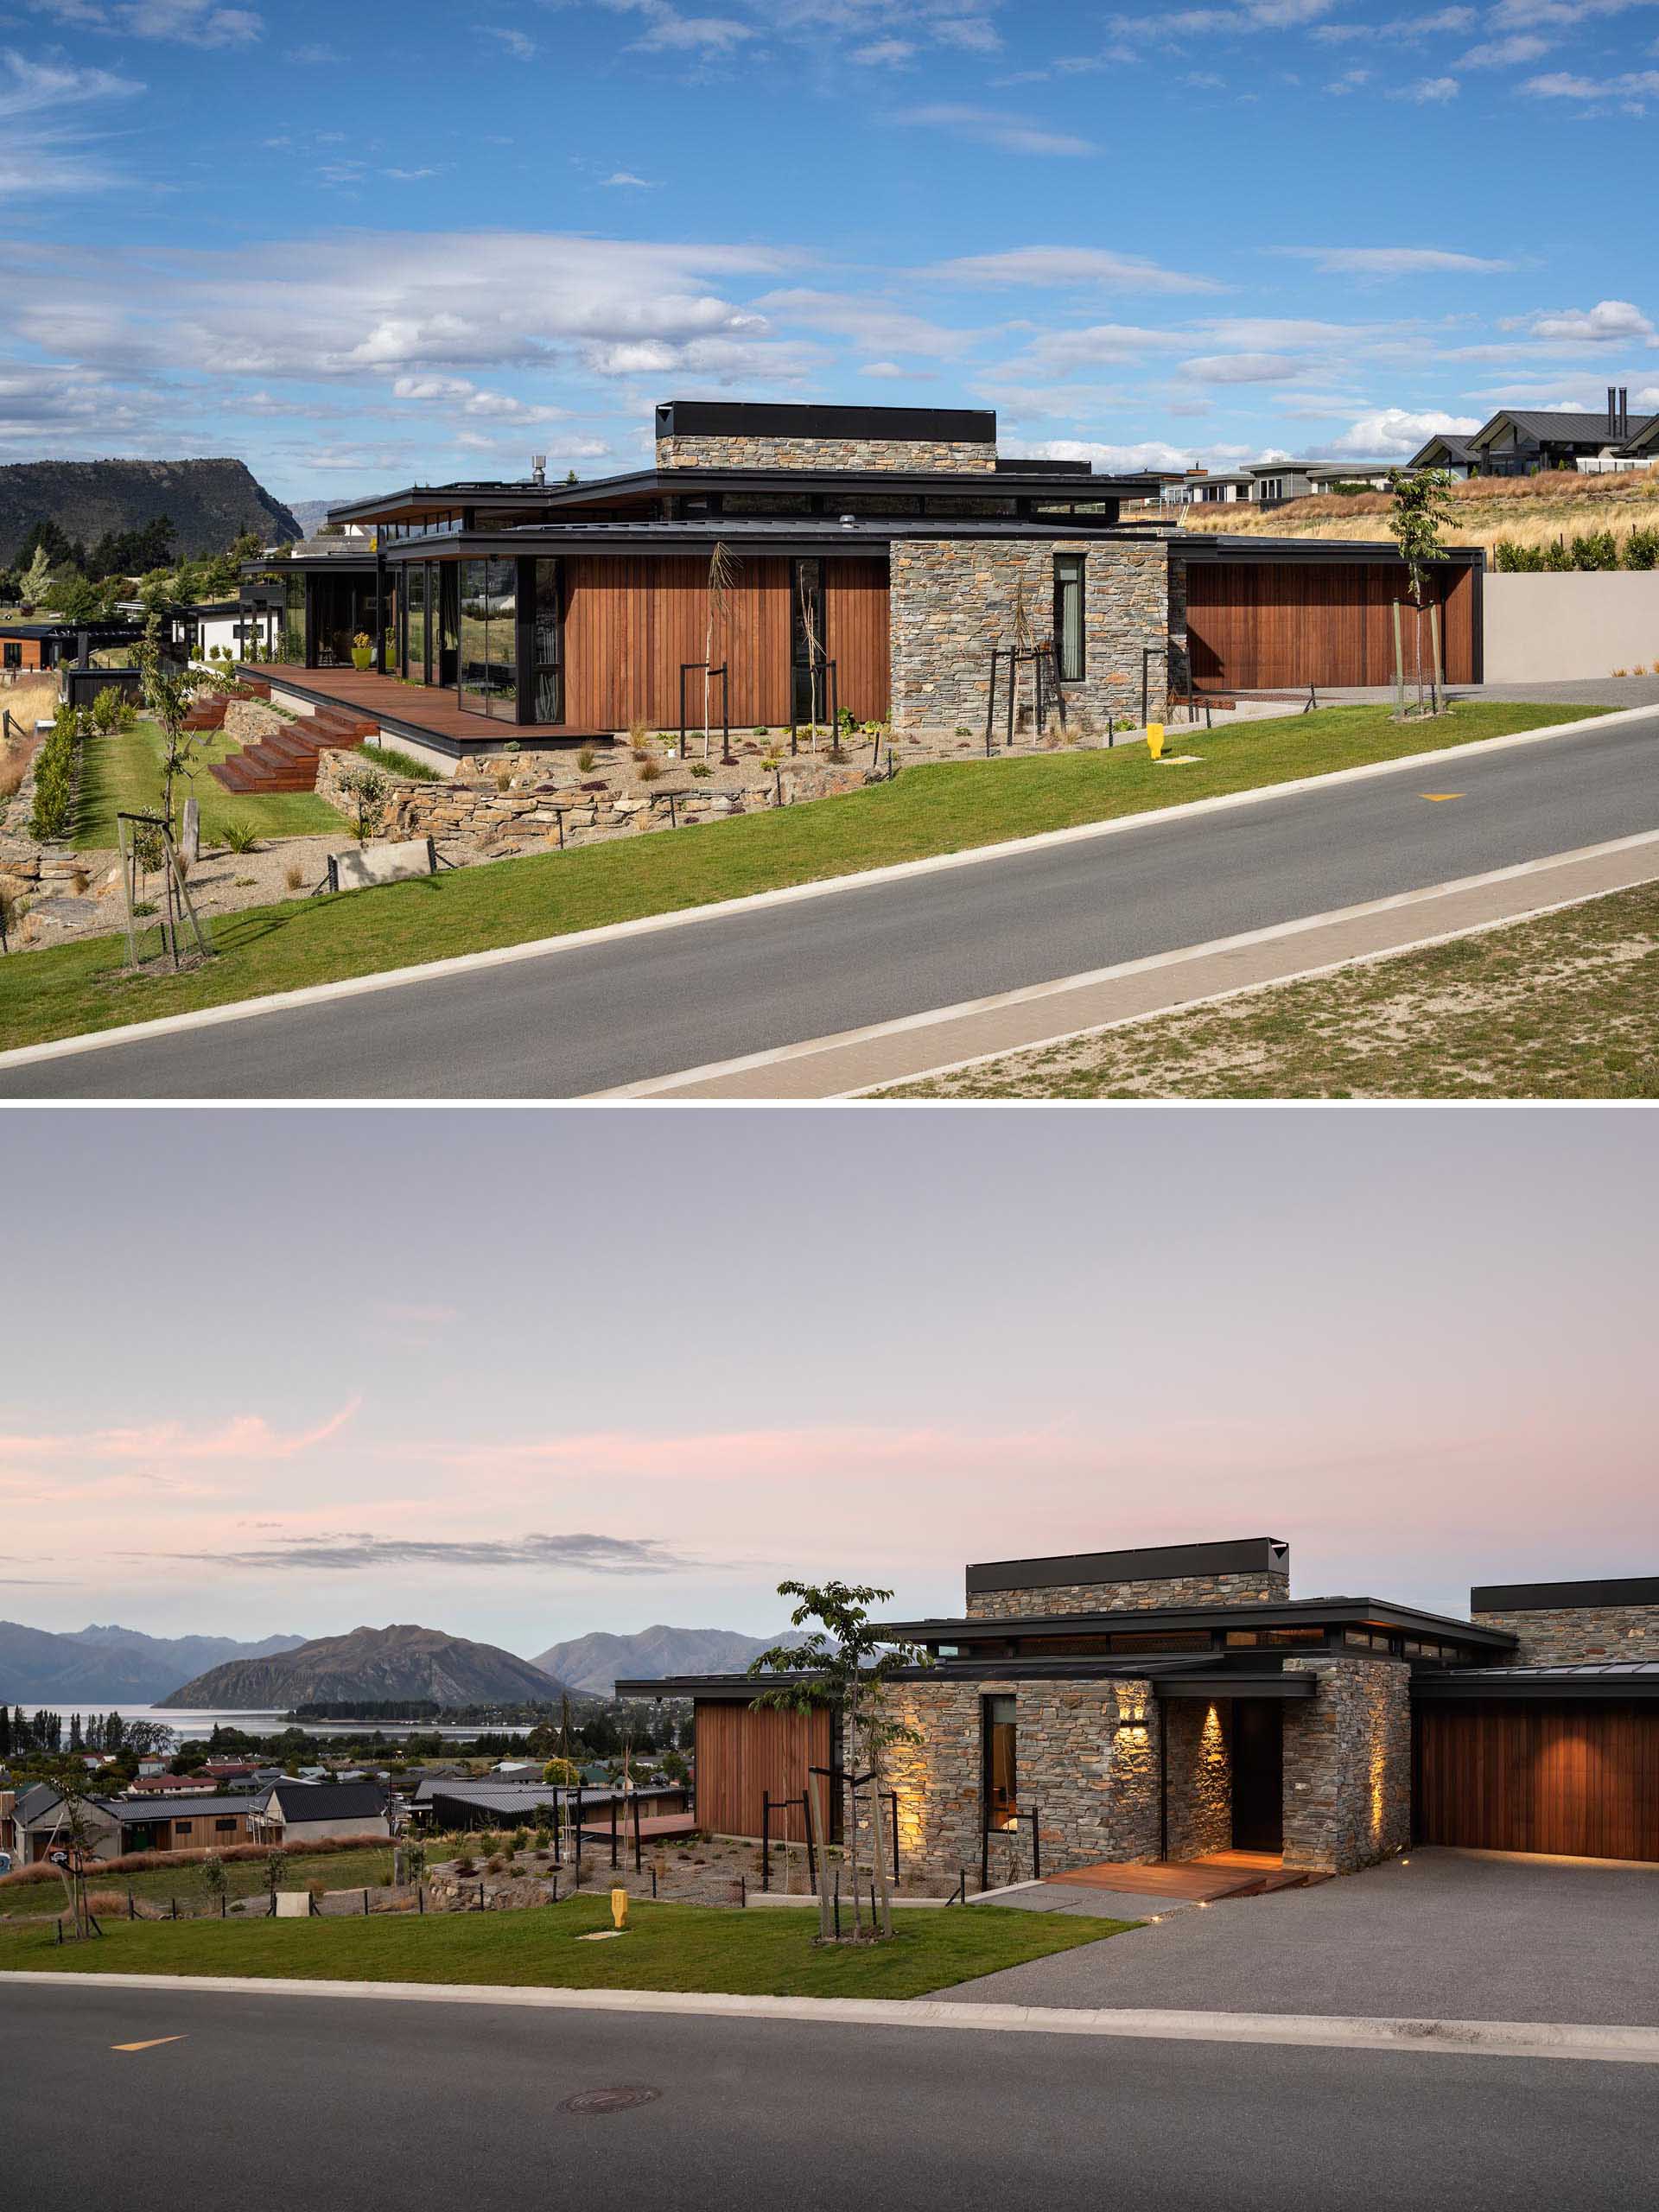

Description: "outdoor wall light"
1116 1705 1148 1732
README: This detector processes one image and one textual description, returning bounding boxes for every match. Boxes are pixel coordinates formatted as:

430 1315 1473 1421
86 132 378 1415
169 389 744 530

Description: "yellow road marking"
1421 793 1464 802
111 2037 187 2052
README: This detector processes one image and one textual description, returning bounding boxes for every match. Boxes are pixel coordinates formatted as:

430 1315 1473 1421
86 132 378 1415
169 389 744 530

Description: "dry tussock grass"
1183 468 1659 556
0 1829 389 1890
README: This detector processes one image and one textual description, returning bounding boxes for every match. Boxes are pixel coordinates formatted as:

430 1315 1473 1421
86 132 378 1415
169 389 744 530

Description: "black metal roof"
1176 533 1484 569
1472 1573 1659 1611
967 1537 1287 1596
376 515 1168 563
1413 1662 1659 1701
1469 409 1654 449
619 1650 1337 1702
257 1779 388 1821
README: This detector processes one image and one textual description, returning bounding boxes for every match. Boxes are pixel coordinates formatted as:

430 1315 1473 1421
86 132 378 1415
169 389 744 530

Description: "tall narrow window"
791 558 826 724
982 1694 1018 1831
1054 554 1085 682
531 559 563 723
404 560 426 683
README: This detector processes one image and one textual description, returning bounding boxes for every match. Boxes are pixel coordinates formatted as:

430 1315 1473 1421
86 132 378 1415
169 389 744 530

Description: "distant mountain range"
285 497 357 537
1 459 302 564
159 1624 566 1710
0 1621 307 1705
533 1625 796 1699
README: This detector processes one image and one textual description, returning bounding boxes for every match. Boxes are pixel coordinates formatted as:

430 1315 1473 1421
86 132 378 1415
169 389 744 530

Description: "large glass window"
404 561 428 684
531 560 563 723
1054 554 1085 683
791 558 826 724
982 1695 1017 1831
458 556 518 720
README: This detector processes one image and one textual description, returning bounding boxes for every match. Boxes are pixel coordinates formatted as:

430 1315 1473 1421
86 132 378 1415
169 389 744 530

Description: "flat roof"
656 399 996 443
1414 1662 1659 1701
1471 1574 1659 1611
966 1537 1287 1595
1176 533 1484 568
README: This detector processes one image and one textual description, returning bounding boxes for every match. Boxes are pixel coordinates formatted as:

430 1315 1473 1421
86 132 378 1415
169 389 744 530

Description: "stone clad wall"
965 1567 1289 1621
1471 1604 1659 1662
656 435 996 473
867 1675 1160 1890
889 537 1170 734
1164 1700 1232 1859
1281 1656 1411 1874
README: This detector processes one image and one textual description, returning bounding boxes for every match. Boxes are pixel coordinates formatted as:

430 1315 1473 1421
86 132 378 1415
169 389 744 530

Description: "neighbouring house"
1407 433 1478 480
619 1537 1659 1881
7 1785 262 1863
122 1770 219 1796
407 1777 690 1834
0 618 145 676
1414 390 1656 479
230 400 1484 781
247 1779 391 1845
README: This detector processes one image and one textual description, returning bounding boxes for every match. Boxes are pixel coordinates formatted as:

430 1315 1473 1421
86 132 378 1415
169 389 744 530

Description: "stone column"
1281 1656 1411 1874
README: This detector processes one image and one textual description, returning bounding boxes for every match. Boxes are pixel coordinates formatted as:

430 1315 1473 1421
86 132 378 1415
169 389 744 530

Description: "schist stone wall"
1163 1700 1233 1860
1281 1656 1411 1874
965 1562 1291 1623
1470 1581 1659 1663
655 435 997 473
889 537 1171 734
868 1675 1161 1889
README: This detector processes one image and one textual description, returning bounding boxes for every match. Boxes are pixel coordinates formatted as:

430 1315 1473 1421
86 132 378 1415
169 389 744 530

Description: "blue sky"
3 3 1659 499
3 1109 1654 1653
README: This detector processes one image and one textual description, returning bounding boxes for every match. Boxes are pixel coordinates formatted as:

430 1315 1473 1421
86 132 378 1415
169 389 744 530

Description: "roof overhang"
1176 534 1485 570
874 1596 1515 1651
1414 1668 1659 1702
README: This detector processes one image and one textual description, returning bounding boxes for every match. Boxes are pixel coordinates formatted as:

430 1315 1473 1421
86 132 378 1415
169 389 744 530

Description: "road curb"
0 702 1646 1074
5 1971 1657 2063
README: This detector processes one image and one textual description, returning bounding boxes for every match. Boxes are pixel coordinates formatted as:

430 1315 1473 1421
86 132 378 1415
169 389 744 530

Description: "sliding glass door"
458 556 518 720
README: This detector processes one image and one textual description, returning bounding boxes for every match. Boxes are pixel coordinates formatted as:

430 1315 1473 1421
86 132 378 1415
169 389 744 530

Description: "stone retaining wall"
315 746 875 851
890 537 1171 735
656 435 996 473
1281 1656 1411 1874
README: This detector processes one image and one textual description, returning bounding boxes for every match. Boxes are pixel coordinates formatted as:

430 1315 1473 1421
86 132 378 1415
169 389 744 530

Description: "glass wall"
1054 554 1085 683
531 560 563 722
458 556 518 720
403 562 428 684
791 557 826 723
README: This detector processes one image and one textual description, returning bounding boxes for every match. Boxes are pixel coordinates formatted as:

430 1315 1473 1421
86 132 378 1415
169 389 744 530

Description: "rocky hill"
159 1624 564 1709
533 1624 797 1698
0 459 302 564
0 1621 306 1704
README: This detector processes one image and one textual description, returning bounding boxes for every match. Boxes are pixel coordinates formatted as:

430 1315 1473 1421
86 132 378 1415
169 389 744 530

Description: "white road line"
0 703 1648 1076
595 830 1659 1098
4 1971 1656 2064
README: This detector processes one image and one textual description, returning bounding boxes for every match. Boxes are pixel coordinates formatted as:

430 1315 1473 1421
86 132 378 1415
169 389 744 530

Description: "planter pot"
351 648 372 671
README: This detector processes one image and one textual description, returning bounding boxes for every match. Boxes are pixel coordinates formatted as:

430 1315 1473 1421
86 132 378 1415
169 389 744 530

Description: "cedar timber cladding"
695 1698 832 1841
561 554 792 731
823 556 891 721
1183 557 1478 689
1414 1700 1659 1862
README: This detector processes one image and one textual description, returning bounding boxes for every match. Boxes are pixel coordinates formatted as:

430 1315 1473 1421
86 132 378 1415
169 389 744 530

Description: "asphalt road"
5 1981 1656 2212
5 711 1657 1099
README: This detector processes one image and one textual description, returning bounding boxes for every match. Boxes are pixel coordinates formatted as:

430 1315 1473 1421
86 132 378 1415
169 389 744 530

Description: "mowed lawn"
887 874 1659 1100
0 1892 1130 1999
72 718 342 848
0 1842 397 1918
1 701 1605 1054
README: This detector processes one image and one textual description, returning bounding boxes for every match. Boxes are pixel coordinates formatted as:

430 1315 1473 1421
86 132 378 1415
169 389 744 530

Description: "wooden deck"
1046 1851 1319 1902
241 663 607 748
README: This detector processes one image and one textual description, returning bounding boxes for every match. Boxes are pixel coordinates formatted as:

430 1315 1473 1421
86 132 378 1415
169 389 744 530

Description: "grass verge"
71 719 342 849
1 701 1607 1055
0 1893 1128 1998
0 1842 397 1917
885 876 1659 1100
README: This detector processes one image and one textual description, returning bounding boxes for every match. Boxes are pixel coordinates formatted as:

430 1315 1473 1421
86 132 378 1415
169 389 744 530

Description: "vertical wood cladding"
1183 558 1478 689
1414 1701 1659 1862
694 1700 831 1842
560 554 890 730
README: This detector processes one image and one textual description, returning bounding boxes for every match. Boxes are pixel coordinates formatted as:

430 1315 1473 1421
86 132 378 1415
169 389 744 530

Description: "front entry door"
1230 1700 1284 1852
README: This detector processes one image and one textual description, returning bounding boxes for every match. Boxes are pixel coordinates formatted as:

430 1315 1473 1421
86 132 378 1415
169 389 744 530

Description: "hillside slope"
0 459 301 563
1182 467 1659 557
533 1624 797 1697
159 1624 563 1709
0 1621 306 1704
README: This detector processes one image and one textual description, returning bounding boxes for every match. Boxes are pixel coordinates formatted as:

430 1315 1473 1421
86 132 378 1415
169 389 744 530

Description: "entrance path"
941 1849 1659 2024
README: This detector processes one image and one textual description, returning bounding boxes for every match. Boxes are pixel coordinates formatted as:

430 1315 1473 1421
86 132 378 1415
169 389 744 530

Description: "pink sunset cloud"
0 1397 362 1466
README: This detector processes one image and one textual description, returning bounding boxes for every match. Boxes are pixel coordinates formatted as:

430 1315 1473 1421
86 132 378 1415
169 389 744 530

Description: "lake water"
44 1705 537 1745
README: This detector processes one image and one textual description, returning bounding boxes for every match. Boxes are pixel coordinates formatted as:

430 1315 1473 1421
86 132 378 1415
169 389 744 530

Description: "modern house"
1411 391 1656 479
619 1537 1659 1883
5 1784 262 1863
232 400 1483 780
246 1779 391 1845
408 1776 690 1834
1408 433 1478 480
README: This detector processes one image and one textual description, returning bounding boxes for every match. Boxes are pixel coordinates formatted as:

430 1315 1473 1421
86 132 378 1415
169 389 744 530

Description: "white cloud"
1400 73 1460 99
1458 31 1553 63
32 0 263 42
756 286 974 357
1522 67 1659 99
901 104 1098 155
851 37 916 63
1179 351 1305 383
602 0 755 53
1014 437 1198 471
603 170 656 186
1330 406 1481 454
480 24 537 58
925 245 1220 293
1278 245 1514 276
931 15 1001 49
1519 299 1656 344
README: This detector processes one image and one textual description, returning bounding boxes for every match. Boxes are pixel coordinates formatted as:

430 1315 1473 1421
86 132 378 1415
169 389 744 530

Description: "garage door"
1414 1700 1659 1862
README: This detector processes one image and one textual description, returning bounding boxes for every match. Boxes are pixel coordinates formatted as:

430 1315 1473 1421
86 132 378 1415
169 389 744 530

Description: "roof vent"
531 454 546 486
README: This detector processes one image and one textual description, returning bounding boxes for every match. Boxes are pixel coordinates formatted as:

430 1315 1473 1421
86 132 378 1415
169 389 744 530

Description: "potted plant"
350 631 373 671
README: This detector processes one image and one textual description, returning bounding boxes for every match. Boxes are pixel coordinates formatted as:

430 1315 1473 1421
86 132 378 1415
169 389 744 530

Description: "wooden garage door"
1185 560 1478 690
1414 1700 1659 1862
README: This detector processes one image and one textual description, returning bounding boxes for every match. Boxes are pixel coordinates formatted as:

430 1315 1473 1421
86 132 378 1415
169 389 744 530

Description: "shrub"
1570 529 1620 571
508 1827 530 1855
354 742 437 781
690 761 712 778
91 684 126 734
221 819 259 854
575 745 595 772
454 1854 476 1876
1623 526 1659 571
334 760 390 842
27 705 79 842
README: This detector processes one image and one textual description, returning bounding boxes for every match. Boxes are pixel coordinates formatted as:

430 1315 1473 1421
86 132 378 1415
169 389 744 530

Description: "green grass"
2 701 1605 1055
887 875 1659 1100
351 741 444 781
0 1893 1128 1999
0 1843 397 1918
71 718 342 849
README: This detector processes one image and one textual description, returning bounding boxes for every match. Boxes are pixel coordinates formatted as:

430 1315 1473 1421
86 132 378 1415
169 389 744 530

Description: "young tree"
748 1581 931 1943
201 1854 230 1915
1387 467 1456 713
136 612 213 836
41 1761 104 1940
702 542 737 760
18 544 54 610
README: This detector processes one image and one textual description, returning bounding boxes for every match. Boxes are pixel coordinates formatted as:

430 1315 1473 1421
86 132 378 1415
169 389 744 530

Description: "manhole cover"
561 2086 662 2117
